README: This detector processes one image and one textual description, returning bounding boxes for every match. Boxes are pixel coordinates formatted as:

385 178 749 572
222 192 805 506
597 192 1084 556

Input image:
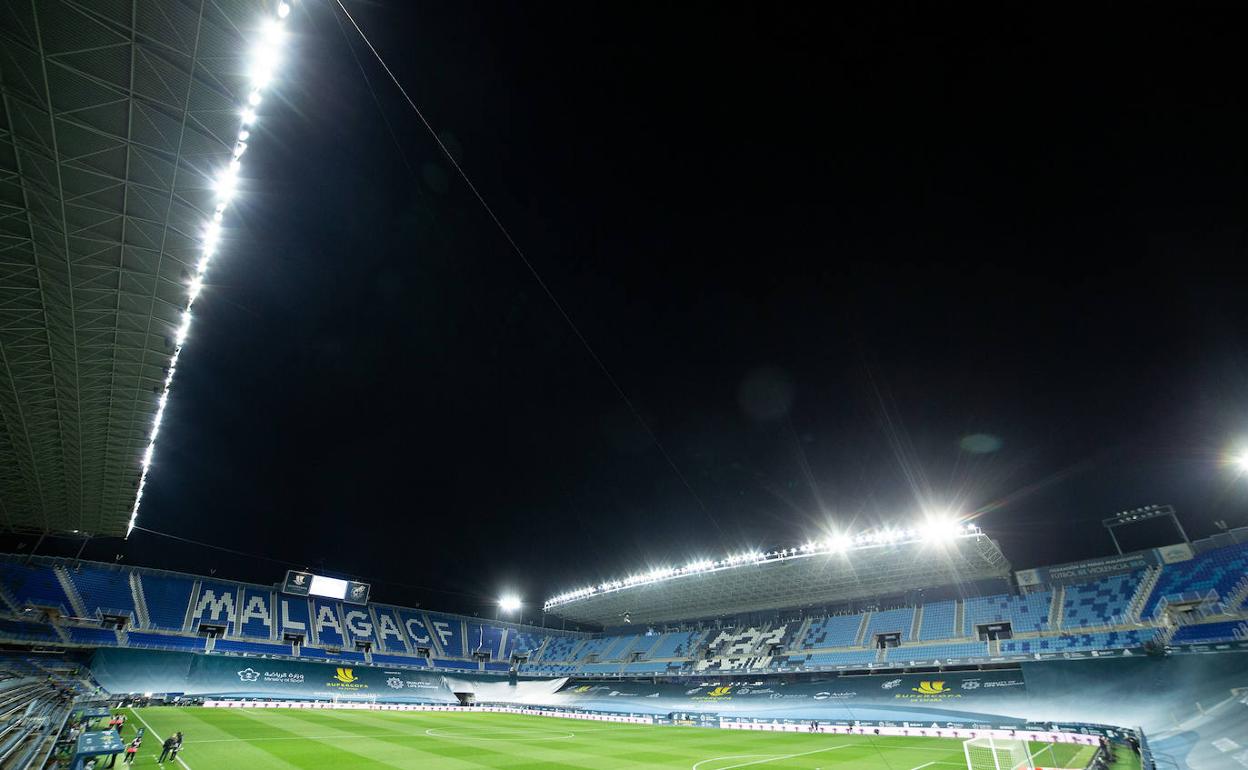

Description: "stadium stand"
138 573 195 630
66 626 118 646
917 600 956 640
467 622 505 658
886 641 988 662
863 607 915 642
126 631 204 653
797 614 863 648
344 606 379 648
63 564 135 617
0 562 72 611
425 612 465 657
999 629 1155 654
1143 542 1248 618
795 649 880 668
533 635 580 663
213 638 292 656
0 619 60 643
192 582 241 634
1169 619 1248 644
371 652 429 667
2 546 1244 678
1060 571 1144 629
237 587 276 639
646 630 702 658
311 598 346 647
963 591 1052 634
0 654 82 770
506 630 547 657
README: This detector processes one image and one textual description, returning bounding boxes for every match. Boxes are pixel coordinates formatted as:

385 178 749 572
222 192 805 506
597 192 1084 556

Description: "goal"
963 736 1032 770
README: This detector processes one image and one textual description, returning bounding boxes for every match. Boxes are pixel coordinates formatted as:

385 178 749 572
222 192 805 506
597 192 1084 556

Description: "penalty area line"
696 743 851 770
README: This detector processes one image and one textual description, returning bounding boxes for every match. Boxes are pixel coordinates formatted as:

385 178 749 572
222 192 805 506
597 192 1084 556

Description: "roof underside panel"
0 0 264 536
547 536 1012 627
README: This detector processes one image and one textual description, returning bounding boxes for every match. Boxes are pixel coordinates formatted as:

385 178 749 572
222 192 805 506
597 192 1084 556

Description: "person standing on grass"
123 737 141 764
158 735 176 763
169 732 184 762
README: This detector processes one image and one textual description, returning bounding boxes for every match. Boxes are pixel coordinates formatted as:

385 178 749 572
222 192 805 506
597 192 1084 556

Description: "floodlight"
1234 451 1248 474
498 595 521 613
278 2 291 19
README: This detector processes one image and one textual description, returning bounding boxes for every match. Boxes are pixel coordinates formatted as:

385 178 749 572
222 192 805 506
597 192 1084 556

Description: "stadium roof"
544 527 1011 626
0 0 285 536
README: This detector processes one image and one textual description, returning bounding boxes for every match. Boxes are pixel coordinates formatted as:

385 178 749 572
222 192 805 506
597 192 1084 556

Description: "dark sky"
16 2 1248 622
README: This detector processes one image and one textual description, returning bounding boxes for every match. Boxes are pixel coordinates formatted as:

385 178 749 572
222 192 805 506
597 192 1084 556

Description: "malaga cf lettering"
183 588 466 654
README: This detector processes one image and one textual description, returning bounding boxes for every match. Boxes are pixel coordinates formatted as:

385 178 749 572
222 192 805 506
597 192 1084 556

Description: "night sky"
11 2 1248 623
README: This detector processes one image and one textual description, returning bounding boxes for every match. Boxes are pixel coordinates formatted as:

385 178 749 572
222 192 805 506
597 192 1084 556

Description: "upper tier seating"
467 622 505 658
534 635 579 662
1061 571 1143 628
611 633 658 660
963 591 1051 634
863 608 915 642
918 600 956 640
64 565 135 616
507 631 547 657
571 636 617 661
799 614 863 648
646 630 701 658
706 626 787 657
1143 543 1248 618
0 561 71 610
140 574 195 630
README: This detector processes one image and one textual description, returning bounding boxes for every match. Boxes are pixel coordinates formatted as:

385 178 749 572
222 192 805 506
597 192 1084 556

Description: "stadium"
2 0 1248 770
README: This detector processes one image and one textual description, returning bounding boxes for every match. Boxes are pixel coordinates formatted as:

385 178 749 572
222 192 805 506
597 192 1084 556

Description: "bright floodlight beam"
498 595 522 614
1234 451 1248 474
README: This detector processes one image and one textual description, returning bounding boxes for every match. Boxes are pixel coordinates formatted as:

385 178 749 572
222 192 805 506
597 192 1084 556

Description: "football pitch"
115 707 1116 769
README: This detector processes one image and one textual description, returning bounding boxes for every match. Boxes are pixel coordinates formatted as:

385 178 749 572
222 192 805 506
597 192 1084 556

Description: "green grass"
108 706 1113 769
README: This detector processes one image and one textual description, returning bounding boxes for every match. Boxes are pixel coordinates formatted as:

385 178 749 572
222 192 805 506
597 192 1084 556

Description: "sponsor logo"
237 668 261 682
327 667 367 690
913 681 948 695
293 574 307 586
813 691 857 700
572 685 593 693
881 678 903 689
335 668 358 684
708 686 733 697
962 679 981 690
685 687 703 695
386 677 404 689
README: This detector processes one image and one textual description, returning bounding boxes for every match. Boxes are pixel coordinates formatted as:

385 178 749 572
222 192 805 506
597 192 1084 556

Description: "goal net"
963 736 1032 770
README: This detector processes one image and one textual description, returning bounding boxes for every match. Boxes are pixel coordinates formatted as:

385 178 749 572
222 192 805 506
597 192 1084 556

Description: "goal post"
963 736 1032 770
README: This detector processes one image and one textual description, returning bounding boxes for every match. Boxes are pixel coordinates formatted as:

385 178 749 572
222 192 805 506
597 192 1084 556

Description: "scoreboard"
282 570 371 605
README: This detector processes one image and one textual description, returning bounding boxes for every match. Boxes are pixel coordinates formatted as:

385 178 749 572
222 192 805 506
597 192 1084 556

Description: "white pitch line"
704 744 851 770
692 755 774 770
127 709 192 770
909 761 938 770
